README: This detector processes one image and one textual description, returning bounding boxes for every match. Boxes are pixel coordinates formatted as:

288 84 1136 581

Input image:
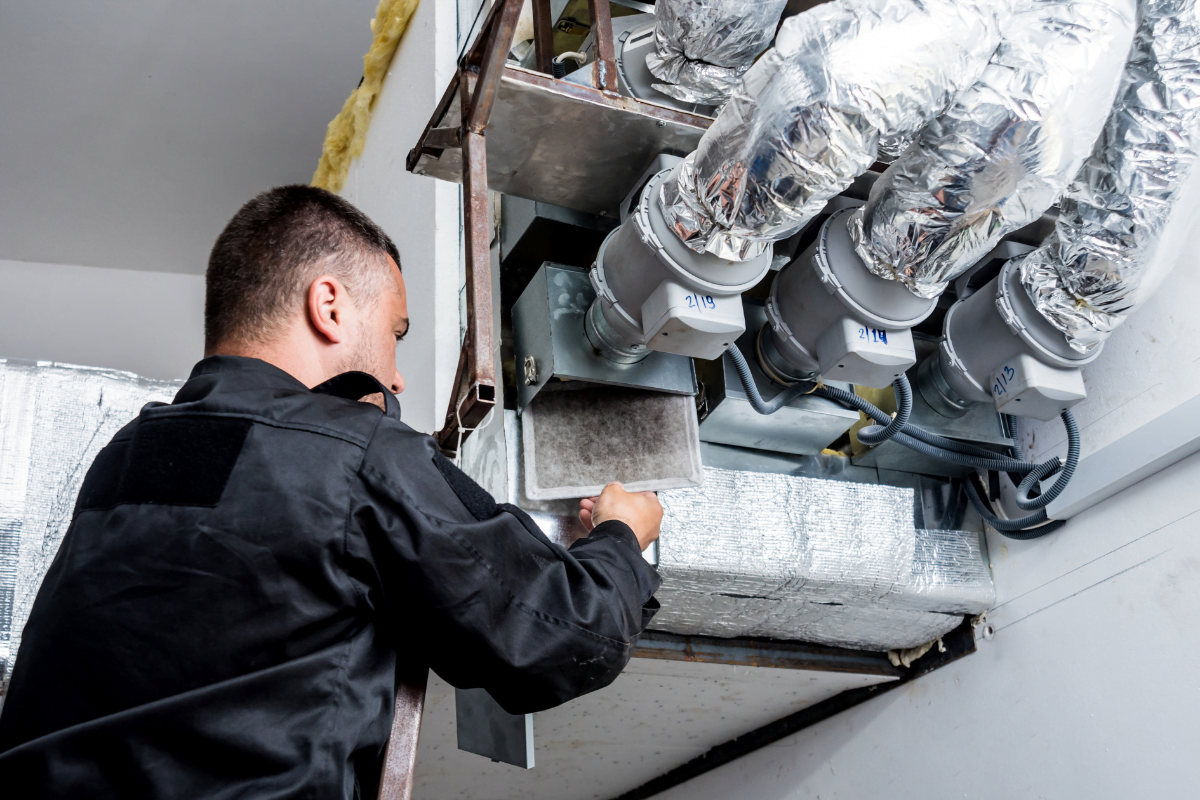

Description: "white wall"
651 152 1200 800
338 0 465 435
0 258 203 381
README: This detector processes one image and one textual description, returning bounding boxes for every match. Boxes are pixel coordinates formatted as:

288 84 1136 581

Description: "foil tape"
852 0 1137 299
1017 0 1200 353
0 360 179 696
651 468 994 650
645 0 788 106
660 0 1002 261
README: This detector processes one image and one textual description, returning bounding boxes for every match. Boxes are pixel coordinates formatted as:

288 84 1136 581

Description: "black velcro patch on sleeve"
74 440 131 513
115 417 252 507
432 453 498 521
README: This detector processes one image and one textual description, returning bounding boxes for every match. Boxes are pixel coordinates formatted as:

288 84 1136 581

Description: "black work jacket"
0 355 660 798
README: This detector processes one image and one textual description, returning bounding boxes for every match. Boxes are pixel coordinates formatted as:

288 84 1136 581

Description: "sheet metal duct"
652 468 994 649
0 361 179 698
645 0 788 105
851 0 1137 299
1017 0 1200 353
659 0 1002 261
460 419 994 652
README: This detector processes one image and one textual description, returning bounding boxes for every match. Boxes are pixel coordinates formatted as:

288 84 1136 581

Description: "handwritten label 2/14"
858 327 889 345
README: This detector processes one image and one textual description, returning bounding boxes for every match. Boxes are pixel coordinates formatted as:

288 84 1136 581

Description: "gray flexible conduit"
723 345 1081 536
1015 411 1080 510
964 477 1067 539
726 345 815 414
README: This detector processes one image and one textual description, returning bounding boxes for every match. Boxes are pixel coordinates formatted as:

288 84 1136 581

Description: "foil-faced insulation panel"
651 468 993 650
0 360 180 696
462 416 993 651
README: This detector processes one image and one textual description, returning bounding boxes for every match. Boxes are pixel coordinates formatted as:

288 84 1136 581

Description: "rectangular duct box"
522 384 703 500
513 263 696 411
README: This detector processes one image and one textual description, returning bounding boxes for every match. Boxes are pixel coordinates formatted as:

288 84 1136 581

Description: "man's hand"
579 483 662 552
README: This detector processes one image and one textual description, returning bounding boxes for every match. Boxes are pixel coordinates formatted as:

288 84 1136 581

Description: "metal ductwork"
1017 0 1200 354
761 206 938 388
659 0 1003 262
587 159 773 364
919 0 1200 421
851 0 1137 300
588 0 1003 370
644 0 788 106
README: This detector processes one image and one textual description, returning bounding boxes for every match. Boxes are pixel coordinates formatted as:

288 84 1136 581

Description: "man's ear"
307 275 351 344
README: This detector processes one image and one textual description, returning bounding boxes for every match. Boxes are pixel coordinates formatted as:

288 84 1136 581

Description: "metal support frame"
532 0 555 74
376 671 429 800
431 0 527 455
427 0 635 456
587 0 619 94
611 620 978 800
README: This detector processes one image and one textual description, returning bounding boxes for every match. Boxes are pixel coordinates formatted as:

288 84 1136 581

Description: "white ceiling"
0 0 380 274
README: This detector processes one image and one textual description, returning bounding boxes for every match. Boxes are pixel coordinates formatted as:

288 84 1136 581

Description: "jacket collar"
187 355 309 388
179 355 400 420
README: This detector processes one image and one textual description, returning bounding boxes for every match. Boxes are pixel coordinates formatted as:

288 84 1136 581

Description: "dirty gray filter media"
523 384 702 499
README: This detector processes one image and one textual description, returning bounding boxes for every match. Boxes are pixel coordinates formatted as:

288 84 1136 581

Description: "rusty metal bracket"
587 0 619 94
532 0 555 74
376 672 429 800
432 0 523 456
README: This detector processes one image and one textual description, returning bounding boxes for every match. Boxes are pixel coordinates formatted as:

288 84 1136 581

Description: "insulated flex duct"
660 0 1002 261
652 468 994 649
645 0 788 106
0 361 179 697
1016 0 1200 353
851 0 1137 299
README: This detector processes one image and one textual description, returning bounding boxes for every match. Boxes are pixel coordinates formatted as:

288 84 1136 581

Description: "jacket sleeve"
352 421 661 714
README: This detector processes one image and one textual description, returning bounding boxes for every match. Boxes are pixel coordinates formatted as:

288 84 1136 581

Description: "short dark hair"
205 185 401 352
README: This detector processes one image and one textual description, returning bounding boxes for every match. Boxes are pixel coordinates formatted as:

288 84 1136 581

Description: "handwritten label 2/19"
992 364 1016 397
686 294 717 312
857 327 889 345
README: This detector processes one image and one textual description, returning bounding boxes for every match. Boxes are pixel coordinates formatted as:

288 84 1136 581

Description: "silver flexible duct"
645 0 788 106
660 0 1003 262
851 0 1137 299
1016 0 1200 353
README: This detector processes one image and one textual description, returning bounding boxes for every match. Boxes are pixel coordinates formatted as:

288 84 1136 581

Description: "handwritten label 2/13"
992 364 1016 397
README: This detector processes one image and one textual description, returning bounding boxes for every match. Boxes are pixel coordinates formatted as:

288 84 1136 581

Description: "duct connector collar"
588 167 772 364
762 208 936 390
925 259 1101 422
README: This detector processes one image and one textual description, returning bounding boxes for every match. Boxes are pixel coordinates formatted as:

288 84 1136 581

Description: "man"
0 186 664 797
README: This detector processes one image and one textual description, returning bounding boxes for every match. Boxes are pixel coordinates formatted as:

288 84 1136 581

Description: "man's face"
341 256 408 395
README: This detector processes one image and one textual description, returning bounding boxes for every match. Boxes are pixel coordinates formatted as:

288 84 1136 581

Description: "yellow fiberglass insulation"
312 0 421 192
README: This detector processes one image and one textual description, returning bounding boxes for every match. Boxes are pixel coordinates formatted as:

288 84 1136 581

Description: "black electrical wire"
723 344 1081 536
